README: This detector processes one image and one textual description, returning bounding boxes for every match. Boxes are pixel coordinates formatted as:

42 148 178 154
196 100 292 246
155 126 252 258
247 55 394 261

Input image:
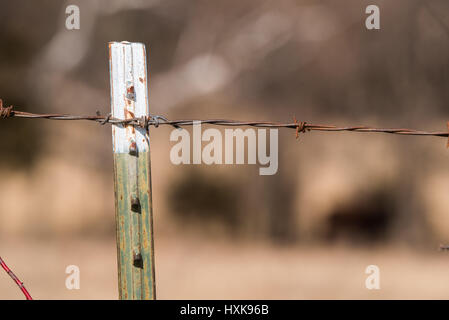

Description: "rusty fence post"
108 41 156 300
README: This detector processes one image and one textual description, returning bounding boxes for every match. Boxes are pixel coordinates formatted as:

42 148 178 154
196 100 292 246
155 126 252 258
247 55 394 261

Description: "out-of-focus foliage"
0 0 448 244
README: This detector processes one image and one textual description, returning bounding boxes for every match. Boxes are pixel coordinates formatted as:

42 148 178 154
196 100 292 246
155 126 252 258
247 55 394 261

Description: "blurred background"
1 0 449 299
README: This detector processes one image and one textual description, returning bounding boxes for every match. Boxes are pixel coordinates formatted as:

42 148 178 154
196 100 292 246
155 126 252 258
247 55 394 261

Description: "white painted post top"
109 41 150 154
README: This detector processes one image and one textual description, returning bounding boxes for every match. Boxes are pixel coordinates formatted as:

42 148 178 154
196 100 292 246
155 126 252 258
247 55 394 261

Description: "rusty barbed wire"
0 256 32 300
1 98 449 299
1 99 449 145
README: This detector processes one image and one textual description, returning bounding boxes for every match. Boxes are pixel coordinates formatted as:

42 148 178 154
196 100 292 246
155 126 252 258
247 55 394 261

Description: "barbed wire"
1 97 449 300
1 100 448 145
0 256 32 300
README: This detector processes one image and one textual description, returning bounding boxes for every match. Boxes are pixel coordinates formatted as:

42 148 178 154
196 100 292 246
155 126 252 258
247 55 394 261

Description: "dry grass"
1 235 449 300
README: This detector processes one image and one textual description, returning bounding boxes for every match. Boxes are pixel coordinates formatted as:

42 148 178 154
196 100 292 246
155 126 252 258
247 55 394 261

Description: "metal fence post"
108 41 156 300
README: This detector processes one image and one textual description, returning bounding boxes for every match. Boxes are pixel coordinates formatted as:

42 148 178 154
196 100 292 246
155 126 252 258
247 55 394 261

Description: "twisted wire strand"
1 100 448 140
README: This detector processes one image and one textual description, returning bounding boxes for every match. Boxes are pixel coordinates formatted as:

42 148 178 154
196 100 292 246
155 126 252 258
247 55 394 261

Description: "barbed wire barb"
447 122 449 148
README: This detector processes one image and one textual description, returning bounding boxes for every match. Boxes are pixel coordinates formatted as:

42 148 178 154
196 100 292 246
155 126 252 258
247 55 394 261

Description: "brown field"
1 235 449 300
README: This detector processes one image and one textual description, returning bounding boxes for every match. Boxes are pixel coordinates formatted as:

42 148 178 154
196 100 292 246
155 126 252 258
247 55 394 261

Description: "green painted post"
108 41 156 300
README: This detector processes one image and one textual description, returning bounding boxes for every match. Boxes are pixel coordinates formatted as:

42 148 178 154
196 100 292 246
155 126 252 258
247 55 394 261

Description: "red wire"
0 256 32 300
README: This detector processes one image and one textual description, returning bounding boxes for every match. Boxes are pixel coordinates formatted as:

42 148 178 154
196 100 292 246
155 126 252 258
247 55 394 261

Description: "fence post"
108 41 156 300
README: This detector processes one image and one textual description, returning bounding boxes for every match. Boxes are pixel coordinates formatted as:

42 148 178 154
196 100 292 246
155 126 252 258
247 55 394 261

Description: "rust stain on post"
109 41 156 300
